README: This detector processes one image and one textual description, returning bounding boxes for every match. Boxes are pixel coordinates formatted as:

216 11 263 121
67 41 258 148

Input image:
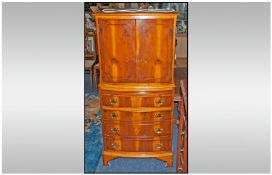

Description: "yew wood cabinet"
94 11 177 167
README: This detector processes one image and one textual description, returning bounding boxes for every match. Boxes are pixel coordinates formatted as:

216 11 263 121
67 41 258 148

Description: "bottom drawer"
103 136 171 152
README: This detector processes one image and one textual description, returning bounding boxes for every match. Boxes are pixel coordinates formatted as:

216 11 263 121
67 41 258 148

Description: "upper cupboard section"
98 19 136 83
97 17 176 83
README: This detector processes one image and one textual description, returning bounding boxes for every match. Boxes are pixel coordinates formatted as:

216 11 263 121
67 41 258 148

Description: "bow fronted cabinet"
94 11 178 167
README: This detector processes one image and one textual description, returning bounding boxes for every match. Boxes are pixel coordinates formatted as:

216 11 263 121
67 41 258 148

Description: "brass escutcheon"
156 143 163 149
109 98 117 105
111 128 119 133
154 98 165 106
111 113 118 119
155 128 164 134
112 143 120 149
154 113 164 119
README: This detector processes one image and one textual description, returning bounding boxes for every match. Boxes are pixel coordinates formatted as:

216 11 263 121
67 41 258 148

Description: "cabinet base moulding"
102 151 173 167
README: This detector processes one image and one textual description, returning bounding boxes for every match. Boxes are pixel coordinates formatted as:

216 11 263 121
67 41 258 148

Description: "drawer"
102 110 172 122
104 136 171 152
101 90 173 108
102 121 172 137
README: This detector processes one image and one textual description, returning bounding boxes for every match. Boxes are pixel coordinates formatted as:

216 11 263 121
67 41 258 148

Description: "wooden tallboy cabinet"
94 11 177 167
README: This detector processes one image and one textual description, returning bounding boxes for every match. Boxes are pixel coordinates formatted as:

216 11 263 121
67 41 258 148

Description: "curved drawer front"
103 121 171 137
102 110 172 122
104 136 171 152
101 90 173 108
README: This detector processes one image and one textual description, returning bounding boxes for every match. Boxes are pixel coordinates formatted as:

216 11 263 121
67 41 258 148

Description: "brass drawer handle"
155 128 164 134
112 143 120 149
111 127 119 133
111 113 118 119
109 98 117 105
154 113 164 119
156 143 163 149
155 98 165 106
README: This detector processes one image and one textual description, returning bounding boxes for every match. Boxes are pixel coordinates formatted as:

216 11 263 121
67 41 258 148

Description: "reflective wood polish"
94 11 177 167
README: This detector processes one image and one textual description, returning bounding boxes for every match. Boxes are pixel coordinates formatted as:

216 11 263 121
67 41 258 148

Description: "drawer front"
104 136 171 152
103 121 172 137
102 110 172 122
101 90 173 108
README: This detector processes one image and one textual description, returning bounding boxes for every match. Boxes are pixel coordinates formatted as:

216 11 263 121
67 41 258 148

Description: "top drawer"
101 90 173 108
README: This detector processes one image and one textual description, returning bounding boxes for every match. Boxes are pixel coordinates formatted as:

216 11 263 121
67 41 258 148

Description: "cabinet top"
93 9 178 18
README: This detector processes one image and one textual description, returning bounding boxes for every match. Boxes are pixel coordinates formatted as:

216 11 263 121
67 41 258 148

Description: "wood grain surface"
94 11 177 167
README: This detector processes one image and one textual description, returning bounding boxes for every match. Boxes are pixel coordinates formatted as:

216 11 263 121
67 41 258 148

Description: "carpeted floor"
84 73 179 173
84 73 102 172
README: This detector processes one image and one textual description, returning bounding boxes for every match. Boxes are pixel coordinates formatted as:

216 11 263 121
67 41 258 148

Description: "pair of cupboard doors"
96 15 177 84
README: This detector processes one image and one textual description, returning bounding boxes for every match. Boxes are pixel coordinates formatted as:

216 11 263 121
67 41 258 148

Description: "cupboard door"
98 19 136 83
136 19 175 83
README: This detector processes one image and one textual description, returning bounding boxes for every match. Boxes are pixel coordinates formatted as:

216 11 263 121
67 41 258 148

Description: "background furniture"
94 11 177 167
84 18 100 91
84 23 97 90
85 29 96 58
176 80 188 173
175 33 187 68
93 63 100 90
